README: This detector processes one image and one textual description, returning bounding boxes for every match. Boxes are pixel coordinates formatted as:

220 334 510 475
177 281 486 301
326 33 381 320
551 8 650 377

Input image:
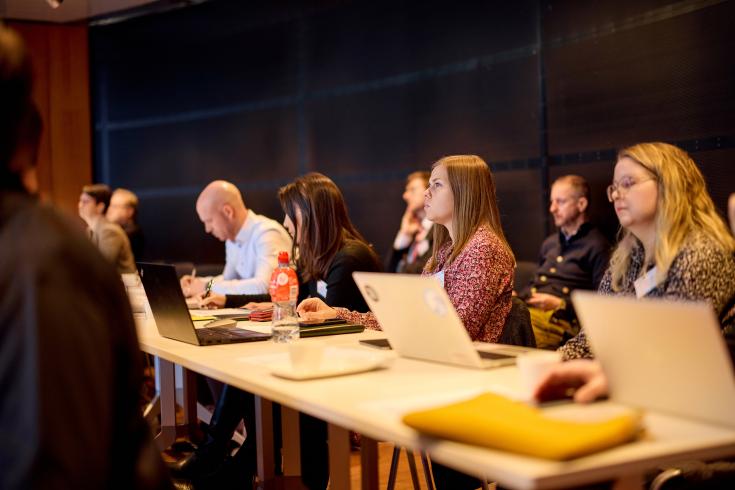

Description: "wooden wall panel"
8 22 92 215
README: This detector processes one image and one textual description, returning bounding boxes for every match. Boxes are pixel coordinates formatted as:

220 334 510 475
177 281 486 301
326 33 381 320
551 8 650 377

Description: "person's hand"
244 301 273 310
200 293 226 309
399 207 422 237
526 292 563 311
534 360 608 404
296 298 337 321
180 275 206 298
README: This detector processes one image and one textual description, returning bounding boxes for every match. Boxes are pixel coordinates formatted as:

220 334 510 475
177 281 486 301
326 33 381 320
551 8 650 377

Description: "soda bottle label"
270 264 299 303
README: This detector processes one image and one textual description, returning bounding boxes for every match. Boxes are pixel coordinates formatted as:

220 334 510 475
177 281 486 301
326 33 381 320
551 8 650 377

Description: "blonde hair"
609 142 735 291
426 155 513 271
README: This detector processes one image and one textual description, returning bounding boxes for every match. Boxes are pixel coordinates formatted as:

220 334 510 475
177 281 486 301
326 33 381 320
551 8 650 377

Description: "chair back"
499 296 536 348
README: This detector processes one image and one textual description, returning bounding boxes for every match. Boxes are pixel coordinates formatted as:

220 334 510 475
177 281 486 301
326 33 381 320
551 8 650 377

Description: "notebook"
352 272 533 368
572 291 735 428
137 262 271 346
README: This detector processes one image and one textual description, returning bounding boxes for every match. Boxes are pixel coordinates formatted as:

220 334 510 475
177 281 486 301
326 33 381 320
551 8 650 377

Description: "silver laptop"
573 291 735 428
352 272 533 369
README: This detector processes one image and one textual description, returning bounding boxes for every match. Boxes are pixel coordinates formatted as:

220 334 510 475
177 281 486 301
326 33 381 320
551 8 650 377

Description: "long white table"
137 319 735 489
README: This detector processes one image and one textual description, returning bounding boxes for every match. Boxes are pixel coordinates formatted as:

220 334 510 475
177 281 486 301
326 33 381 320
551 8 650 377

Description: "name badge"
634 266 658 298
433 270 445 288
316 280 328 299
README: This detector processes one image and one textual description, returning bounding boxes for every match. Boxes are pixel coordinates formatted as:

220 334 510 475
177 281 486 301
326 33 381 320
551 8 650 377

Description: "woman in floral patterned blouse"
298 154 515 343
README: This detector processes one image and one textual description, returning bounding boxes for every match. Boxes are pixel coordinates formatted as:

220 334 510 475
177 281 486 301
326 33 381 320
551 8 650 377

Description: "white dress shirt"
211 209 292 295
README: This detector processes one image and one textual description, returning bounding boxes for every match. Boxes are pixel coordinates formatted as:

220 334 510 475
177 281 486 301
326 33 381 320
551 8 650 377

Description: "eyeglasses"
606 177 656 202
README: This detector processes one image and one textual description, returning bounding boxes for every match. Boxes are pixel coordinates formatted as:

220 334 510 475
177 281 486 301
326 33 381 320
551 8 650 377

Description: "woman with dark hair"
202 172 381 311
189 173 381 490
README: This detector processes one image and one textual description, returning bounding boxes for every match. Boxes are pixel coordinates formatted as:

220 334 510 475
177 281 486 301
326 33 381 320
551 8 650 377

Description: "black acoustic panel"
542 0 675 42
545 1 735 154
307 0 538 93
91 10 299 121
494 169 546 262
137 193 224 263
331 178 408 265
689 148 735 220
137 186 287 264
306 57 540 176
549 161 620 244
105 108 299 190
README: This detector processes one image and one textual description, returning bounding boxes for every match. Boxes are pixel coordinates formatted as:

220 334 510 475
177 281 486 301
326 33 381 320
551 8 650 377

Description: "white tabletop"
137 319 735 489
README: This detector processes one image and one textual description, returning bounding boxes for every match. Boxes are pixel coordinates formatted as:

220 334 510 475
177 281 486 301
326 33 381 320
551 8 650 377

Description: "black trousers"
214 384 329 490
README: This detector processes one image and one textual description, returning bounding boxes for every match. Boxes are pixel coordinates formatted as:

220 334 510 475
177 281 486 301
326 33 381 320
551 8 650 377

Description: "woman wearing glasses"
560 142 735 360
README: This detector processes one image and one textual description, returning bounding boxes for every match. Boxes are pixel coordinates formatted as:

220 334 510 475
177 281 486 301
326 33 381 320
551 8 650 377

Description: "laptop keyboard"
197 327 248 339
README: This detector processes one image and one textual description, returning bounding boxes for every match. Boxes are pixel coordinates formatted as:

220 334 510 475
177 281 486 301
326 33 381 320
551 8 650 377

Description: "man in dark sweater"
518 175 611 349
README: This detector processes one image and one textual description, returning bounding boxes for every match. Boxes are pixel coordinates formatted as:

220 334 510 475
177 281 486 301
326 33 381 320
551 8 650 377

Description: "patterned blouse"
560 232 735 360
336 225 515 342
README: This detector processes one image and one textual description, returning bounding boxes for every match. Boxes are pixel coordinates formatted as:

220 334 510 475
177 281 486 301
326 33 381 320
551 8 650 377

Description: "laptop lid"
572 291 735 428
138 262 202 345
352 272 520 368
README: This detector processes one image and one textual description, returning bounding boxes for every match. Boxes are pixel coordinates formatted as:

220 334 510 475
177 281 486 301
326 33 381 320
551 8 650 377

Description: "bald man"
180 180 292 297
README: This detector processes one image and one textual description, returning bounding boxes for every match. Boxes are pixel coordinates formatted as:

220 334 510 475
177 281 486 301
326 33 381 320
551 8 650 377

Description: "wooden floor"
349 442 430 490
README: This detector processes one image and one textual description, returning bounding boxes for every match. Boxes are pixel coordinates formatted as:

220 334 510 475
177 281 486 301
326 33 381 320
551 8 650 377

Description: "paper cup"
517 350 562 398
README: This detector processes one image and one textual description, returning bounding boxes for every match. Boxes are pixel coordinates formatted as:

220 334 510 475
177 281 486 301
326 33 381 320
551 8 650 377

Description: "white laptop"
572 291 735 428
352 272 534 369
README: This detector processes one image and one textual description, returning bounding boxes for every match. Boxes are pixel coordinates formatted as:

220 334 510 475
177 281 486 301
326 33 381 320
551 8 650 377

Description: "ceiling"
0 0 167 23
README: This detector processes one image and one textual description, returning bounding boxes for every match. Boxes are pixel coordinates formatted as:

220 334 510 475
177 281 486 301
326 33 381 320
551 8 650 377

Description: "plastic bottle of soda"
269 251 299 343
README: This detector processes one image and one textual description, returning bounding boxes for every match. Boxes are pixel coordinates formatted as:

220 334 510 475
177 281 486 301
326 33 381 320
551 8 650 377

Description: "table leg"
327 423 351 490
154 358 177 451
281 406 302 476
361 436 379 490
181 367 197 428
255 396 275 482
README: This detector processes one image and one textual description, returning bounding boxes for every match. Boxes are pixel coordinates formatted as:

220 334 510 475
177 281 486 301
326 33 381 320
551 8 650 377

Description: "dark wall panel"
91 0 735 265
545 0 735 153
495 169 546 261
306 0 537 92
308 58 539 177
106 108 298 189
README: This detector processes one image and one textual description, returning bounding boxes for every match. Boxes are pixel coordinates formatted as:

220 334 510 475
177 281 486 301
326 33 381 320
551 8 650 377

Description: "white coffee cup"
289 341 325 372
516 350 562 398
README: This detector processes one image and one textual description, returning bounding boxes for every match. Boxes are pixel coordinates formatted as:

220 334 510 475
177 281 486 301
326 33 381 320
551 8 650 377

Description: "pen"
203 278 214 299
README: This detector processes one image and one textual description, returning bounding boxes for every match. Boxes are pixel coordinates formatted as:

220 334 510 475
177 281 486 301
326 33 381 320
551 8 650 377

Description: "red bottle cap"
278 251 290 264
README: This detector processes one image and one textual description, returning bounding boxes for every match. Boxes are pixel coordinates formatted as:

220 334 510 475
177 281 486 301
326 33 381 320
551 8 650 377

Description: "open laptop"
572 291 735 428
352 272 534 369
138 262 271 346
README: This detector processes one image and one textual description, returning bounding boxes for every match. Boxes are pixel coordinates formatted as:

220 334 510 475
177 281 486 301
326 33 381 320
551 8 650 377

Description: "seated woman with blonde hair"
298 154 515 343
560 142 735 361
298 155 515 490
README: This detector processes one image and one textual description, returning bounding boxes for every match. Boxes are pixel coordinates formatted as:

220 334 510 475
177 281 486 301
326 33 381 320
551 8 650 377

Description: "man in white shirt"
180 180 292 297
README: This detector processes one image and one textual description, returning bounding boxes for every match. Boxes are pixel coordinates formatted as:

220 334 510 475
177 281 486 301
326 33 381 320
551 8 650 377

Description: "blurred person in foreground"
0 25 171 490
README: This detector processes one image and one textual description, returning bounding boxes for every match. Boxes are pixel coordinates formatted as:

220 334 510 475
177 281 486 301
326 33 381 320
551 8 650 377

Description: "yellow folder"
402 392 641 460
